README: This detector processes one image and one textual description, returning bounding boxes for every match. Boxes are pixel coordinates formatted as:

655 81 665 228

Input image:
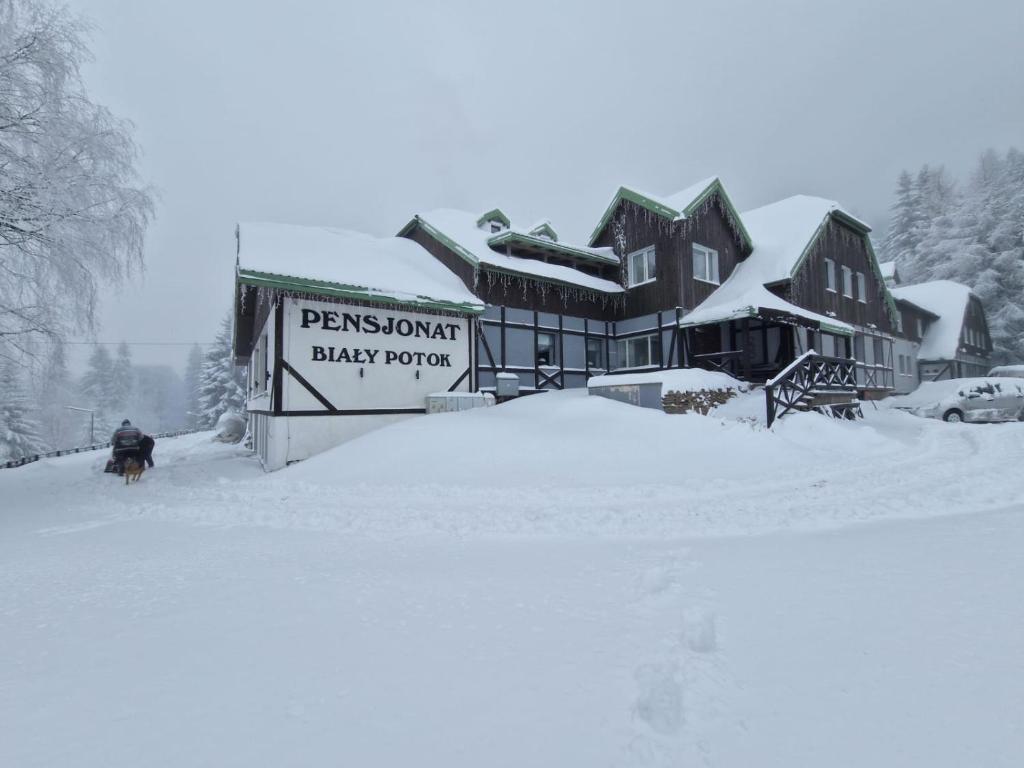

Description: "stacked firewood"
662 388 737 415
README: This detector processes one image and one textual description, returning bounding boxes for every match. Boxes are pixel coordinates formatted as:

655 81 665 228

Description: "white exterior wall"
248 296 474 471
892 337 921 394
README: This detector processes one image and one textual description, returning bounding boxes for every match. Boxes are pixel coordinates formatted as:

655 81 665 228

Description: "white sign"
282 298 471 411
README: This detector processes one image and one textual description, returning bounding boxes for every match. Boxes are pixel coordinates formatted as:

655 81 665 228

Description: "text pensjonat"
300 308 461 368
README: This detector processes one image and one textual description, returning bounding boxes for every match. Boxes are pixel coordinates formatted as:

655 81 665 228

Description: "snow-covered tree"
197 312 246 429
183 344 204 429
884 149 1024 362
34 341 75 449
78 344 120 439
0 359 46 461
0 0 154 362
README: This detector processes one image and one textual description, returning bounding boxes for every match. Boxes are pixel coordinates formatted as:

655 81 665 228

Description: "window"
916 318 924 338
614 333 659 369
490 222 502 233
692 243 720 285
842 266 853 298
856 272 867 303
825 259 836 292
873 337 885 365
586 338 605 370
853 335 866 362
896 312 904 334
899 355 907 374
256 333 269 393
627 246 657 287
536 332 556 366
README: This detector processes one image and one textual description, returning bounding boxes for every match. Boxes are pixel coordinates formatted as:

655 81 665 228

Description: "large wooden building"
233 176 993 468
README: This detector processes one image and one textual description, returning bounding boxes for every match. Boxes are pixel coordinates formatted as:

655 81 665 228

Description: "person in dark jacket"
110 419 143 474
139 434 155 468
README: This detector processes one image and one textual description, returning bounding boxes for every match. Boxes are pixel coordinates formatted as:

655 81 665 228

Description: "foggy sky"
67 0 1024 371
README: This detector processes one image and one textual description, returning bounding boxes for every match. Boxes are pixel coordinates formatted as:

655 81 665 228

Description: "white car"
888 377 1024 423
987 364 1024 379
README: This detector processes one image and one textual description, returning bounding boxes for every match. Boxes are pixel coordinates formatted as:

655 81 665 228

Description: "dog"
123 456 146 485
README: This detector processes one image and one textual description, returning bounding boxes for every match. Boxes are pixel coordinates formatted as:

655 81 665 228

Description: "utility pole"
64 406 96 445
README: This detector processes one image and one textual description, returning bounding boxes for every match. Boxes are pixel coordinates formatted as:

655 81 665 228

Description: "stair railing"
765 351 858 427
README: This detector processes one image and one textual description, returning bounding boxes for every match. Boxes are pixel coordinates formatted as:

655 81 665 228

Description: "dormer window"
476 208 511 233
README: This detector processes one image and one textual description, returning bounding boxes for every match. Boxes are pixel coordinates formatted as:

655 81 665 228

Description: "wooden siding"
895 302 932 343
592 195 749 319
960 294 993 356
402 221 618 321
402 223 478 292
788 218 894 333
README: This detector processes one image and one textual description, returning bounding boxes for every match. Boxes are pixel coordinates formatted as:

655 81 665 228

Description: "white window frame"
692 243 720 285
626 246 657 288
841 265 853 298
614 333 658 369
856 272 867 304
825 258 836 293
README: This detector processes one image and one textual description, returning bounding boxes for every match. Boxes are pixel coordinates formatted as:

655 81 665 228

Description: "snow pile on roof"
890 280 974 359
236 222 484 311
414 209 625 294
740 195 867 284
679 256 854 334
633 176 719 220
588 368 745 391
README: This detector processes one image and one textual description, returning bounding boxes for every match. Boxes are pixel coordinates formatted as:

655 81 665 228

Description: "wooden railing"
690 350 744 377
1 429 204 470
764 351 858 427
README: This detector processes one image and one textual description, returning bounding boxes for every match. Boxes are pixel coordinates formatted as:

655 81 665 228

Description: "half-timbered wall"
961 295 992 357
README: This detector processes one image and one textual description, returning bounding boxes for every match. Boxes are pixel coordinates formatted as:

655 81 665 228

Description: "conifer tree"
0 360 46 461
197 312 246 429
183 344 204 429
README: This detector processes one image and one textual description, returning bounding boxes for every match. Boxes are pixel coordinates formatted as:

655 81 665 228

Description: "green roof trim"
236 269 485 314
475 208 510 229
527 221 559 241
588 179 754 253
397 216 482 269
486 229 619 265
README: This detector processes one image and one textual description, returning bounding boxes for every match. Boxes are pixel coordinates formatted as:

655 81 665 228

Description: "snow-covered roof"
890 280 975 360
879 260 899 282
678 256 855 335
588 176 753 250
588 368 745 391
235 222 485 313
402 209 625 294
739 195 871 285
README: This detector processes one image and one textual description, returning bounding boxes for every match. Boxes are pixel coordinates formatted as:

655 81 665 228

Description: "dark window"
854 335 866 362
537 332 556 366
873 337 884 364
586 338 604 370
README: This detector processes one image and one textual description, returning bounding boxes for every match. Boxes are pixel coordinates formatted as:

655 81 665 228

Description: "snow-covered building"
890 280 993 381
232 177 994 469
232 223 484 470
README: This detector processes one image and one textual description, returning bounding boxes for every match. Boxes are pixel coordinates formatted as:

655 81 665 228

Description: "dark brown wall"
962 295 992 355
402 221 619 321
592 195 747 318
402 223 478 292
896 302 933 343
788 218 895 333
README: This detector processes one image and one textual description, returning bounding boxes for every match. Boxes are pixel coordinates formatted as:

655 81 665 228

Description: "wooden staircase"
764 352 862 427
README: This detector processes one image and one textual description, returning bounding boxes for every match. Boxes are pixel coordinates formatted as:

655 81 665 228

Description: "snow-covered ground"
2 391 1022 766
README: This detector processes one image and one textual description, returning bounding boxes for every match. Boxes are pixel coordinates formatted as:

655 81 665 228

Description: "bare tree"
0 0 154 362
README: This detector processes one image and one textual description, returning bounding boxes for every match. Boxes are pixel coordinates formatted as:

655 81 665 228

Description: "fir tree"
184 344 204 429
0 360 46 461
79 344 120 439
36 342 75 450
197 312 246 429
